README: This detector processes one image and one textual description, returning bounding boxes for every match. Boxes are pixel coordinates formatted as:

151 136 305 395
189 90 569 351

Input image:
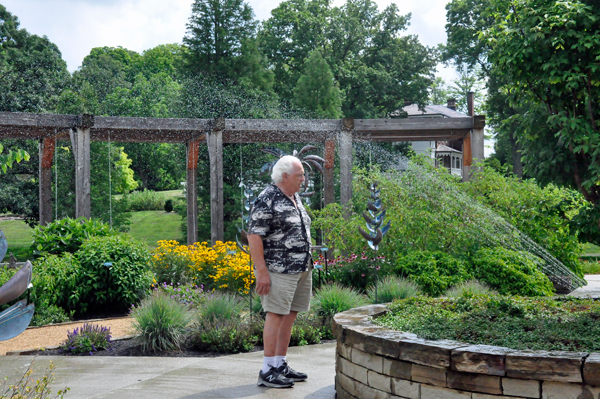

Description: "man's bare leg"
275 311 297 356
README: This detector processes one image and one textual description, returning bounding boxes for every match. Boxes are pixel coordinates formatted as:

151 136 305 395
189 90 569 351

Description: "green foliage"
0 360 69 399
124 189 167 212
367 275 421 304
326 253 394 293
289 315 321 346
31 304 73 327
131 292 192 352
164 199 174 213
197 292 244 322
155 282 205 306
445 280 494 298
311 283 369 317
0 144 30 174
29 254 80 314
60 323 112 355
293 48 342 118
75 235 153 313
470 247 555 297
192 318 259 353
32 218 113 255
581 260 600 275
465 167 585 276
0 6 69 114
183 0 258 79
395 251 473 297
259 0 436 117
378 295 600 352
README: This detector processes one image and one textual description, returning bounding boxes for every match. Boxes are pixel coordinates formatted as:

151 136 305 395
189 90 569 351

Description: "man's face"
283 161 305 194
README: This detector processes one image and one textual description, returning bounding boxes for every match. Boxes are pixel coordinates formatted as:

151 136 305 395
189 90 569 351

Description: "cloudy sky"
2 0 456 81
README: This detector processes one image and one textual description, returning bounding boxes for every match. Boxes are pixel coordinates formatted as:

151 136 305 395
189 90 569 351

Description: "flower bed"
333 304 600 399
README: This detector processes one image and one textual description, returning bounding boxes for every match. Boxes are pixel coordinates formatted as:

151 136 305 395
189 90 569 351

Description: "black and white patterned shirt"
247 184 312 274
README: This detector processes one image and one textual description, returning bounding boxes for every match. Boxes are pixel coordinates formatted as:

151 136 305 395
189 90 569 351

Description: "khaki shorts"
261 270 312 315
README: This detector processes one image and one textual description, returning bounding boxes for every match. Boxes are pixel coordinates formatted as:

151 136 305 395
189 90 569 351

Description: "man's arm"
247 234 271 295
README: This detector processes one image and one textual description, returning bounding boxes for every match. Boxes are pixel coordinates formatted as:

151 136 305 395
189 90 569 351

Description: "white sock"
262 356 277 373
275 355 287 367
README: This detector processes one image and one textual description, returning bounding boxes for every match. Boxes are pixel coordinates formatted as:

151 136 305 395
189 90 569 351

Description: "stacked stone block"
333 305 600 399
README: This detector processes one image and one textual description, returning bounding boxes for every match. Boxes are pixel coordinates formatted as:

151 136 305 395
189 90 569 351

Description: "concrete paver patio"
0 342 336 399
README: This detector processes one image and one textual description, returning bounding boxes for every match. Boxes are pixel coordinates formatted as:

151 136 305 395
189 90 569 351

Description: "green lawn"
126 210 184 247
0 210 183 261
0 219 35 261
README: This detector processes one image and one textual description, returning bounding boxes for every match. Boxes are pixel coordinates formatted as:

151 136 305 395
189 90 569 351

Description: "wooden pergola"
0 111 485 244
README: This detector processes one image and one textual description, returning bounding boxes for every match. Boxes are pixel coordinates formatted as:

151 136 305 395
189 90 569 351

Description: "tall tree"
0 5 69 113
260 0 436 118
183 0 269 85
484 0 600 242
293 48 342 118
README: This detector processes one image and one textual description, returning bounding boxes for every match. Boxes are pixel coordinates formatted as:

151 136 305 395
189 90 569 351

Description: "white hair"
271 155 301 183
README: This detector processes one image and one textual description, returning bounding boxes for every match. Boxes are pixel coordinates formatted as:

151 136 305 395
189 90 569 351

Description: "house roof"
402 104 469 119
436 144 462 154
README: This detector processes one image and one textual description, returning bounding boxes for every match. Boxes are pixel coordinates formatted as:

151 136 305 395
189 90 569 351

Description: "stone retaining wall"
333 304 600 399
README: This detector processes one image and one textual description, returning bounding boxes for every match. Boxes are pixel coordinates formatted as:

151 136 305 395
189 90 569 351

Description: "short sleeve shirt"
247 184 312 274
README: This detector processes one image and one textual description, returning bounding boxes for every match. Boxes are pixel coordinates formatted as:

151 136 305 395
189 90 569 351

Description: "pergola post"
186 137 202 245
70 114 94 219
323 136 336 206
339 117 354 207
207 118 225 245
38 136 56 225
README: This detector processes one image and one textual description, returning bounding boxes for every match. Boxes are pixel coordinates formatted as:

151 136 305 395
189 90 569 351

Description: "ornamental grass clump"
312 283 369 317
445 280 495 298
368 275 421 304
131 292 192 352
60 323 111 355
193 292 259 353
154 282 205 306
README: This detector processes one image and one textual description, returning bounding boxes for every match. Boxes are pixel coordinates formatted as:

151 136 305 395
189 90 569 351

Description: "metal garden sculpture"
358 183 391 303
0 230 35 341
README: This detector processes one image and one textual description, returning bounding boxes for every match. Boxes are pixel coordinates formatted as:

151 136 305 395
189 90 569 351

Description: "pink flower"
361 273 365 277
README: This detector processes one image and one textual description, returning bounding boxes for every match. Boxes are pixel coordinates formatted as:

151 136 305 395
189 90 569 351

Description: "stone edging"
333 304 600 399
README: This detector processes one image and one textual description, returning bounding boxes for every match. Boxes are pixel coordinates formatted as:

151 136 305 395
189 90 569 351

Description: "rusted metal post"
323 135 336 206
39 136 56 225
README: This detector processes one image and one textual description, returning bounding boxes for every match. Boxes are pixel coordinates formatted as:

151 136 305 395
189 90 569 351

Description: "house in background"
402 99 469 177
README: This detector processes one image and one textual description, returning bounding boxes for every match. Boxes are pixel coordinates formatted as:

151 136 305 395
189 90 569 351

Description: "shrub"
31 217 112 255
60 323 112 355
124 189 166 211
326 253 394 292
192 318 259 353
30 253 80 313
131 292 192 352
75 235 153 313
367 275 421 304
247 291 265 319
395 251 473 296
164 199 174 212
445 280 495 298
31 304 73 327
198 292 244 322
312 283 369 318
151 240 253 293
290 320 321 347
470 247 555 296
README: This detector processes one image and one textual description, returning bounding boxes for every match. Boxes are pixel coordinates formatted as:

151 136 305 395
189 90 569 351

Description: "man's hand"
254 266 271 296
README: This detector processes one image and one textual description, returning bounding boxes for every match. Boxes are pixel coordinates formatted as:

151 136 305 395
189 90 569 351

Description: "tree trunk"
509 133 523 178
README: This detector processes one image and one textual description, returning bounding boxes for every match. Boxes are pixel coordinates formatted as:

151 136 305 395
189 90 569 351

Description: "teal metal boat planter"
0 231 35 341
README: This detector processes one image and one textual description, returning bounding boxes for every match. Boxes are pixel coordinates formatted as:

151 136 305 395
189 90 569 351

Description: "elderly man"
247 155 313 388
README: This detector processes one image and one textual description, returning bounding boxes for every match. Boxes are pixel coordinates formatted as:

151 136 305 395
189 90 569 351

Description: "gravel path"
0 317 134 355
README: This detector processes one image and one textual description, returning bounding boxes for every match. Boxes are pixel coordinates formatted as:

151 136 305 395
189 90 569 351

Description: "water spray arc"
358 182 391 303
